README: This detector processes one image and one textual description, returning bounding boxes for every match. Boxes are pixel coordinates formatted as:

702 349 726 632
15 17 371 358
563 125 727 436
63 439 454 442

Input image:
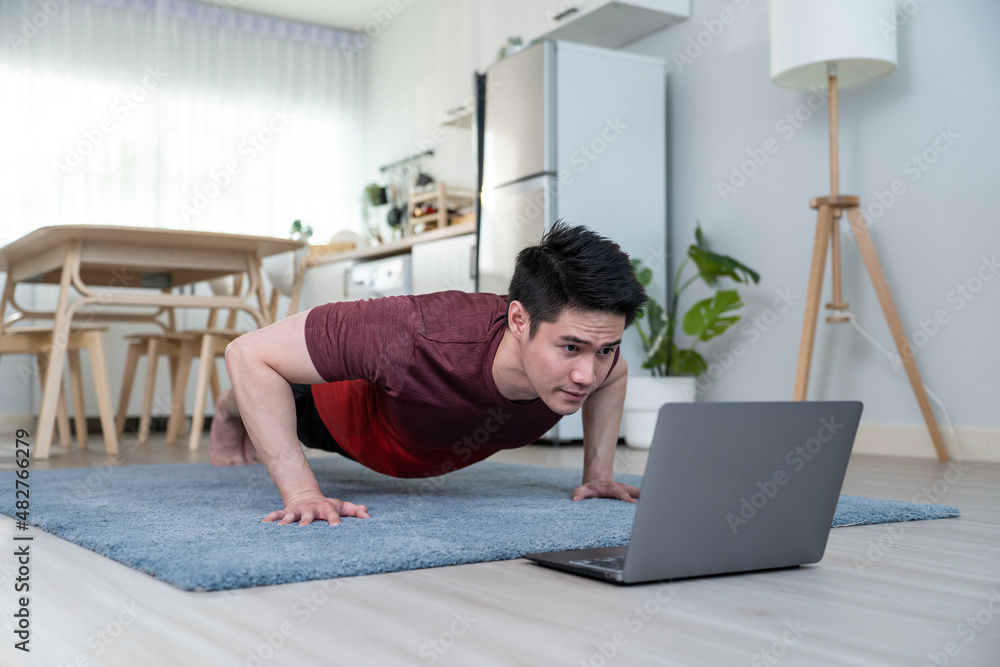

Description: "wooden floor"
0 433 998 666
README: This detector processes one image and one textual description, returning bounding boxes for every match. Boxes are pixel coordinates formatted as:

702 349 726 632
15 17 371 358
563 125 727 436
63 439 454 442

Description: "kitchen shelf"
439 103 474 128
409 183 476 235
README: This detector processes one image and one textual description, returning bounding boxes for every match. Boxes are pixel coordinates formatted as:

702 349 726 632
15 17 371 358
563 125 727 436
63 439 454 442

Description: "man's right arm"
224 309 369 526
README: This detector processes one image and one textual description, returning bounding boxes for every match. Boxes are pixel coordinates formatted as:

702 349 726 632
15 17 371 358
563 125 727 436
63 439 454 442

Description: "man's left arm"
572 356 641 503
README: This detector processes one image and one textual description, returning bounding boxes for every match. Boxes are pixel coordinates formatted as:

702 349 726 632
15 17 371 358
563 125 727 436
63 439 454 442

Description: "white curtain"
0 0 365 244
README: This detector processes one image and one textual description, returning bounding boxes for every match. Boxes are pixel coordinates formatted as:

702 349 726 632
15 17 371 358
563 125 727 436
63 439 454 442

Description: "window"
0 0 364 244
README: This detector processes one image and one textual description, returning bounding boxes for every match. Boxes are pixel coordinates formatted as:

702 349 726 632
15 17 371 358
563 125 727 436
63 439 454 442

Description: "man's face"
519 307 626 415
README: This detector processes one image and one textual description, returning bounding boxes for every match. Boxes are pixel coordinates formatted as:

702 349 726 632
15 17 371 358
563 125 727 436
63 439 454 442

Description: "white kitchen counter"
306 220 475 267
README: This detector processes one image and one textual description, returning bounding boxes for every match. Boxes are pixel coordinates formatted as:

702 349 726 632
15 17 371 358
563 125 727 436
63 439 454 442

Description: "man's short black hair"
507 221 648 336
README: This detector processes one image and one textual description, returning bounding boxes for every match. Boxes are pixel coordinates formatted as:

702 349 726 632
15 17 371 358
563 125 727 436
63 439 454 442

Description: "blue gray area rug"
0 458 959 591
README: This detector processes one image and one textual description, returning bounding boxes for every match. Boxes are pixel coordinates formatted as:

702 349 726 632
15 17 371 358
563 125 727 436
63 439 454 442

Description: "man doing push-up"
211 222 648 525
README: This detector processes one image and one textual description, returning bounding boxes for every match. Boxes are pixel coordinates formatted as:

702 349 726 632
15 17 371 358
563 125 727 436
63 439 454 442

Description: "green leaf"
646 300 665 340
636 266 652 287
640 309 672 374
630 227 760 378
688 245 760 287
642 336 671 372
686 224 759 287
631 259 653 287
682 290 743 342
632 311 651 346
670 348 707 376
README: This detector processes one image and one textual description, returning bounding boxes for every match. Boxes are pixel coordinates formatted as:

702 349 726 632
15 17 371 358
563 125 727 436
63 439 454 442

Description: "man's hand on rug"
572 480 640 504
262 493 371 526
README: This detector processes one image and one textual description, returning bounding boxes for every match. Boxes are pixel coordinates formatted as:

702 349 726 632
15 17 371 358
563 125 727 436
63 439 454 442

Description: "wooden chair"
171 265 310 451
117 276 246 452
0 325 119 455
118 256 307 452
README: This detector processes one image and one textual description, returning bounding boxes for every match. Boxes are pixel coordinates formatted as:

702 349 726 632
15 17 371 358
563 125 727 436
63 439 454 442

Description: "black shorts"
290 383 355 461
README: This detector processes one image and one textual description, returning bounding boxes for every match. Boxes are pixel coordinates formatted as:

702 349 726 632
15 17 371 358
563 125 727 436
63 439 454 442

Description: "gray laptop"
524 401 863 584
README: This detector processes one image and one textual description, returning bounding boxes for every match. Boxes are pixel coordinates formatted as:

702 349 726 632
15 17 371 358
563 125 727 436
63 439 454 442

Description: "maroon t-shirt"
303 291 563 478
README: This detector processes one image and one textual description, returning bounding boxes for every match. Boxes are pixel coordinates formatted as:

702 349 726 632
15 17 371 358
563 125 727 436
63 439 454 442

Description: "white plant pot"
623 376 696 449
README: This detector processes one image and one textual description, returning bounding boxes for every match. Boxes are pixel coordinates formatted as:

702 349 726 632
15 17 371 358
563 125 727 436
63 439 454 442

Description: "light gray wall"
624 0 999 428
362 0 999 430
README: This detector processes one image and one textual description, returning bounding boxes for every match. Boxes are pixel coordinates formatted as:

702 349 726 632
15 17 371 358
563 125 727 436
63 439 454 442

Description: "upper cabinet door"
530 0 690 50
482 42 554 190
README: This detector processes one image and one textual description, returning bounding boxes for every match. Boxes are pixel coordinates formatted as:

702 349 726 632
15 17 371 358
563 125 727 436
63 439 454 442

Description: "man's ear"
507 300 530 340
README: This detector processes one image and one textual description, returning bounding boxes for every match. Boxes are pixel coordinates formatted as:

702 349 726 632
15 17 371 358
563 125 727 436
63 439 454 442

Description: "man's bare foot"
209 390 249 466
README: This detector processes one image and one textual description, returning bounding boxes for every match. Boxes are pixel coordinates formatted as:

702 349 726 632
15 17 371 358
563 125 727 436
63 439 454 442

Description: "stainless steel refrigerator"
476 40 667 442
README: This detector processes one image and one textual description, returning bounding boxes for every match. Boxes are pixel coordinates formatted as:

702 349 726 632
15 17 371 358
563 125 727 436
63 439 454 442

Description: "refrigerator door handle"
552 6 580 22
492 171 558 191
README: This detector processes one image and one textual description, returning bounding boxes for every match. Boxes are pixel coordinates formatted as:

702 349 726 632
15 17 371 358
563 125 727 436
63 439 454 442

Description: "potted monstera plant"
624 224 760 448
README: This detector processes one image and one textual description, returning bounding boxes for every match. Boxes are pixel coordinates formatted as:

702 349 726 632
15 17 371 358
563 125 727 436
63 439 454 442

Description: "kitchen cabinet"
532 0 690 49
300 259 354 310
301 235 471 306
348 254 412 300
303 221 478 304
411 234 477 295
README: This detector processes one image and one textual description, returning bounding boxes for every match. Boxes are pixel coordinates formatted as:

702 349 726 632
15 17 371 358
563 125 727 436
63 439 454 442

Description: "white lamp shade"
770 0 897 89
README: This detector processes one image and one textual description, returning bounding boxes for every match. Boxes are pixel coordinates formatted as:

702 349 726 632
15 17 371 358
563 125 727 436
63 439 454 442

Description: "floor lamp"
769 0 949 461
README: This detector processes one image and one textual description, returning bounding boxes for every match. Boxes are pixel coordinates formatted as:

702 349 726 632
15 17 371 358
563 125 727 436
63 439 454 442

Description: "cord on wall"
842 312 999 462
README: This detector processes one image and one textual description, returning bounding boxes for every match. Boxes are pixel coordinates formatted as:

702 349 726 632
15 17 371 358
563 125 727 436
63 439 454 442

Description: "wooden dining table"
0 225 304 459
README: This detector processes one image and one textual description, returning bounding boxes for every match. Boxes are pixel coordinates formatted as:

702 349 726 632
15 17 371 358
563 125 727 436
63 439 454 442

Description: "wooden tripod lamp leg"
794 204 835 401
846 208 949 461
